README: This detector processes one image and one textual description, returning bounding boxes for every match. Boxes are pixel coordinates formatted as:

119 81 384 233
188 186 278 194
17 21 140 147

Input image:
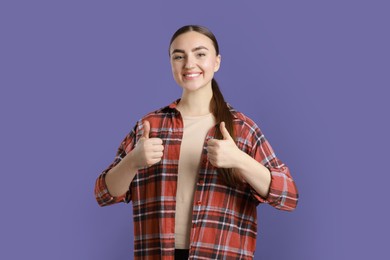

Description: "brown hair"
169 25 241 186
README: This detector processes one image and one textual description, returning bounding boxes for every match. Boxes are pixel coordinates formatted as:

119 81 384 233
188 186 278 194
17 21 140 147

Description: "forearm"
105 152 138 197
234 151 271 198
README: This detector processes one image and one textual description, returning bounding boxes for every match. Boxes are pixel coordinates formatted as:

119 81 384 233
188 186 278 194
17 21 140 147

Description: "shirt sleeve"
94 122 139 207
249 124 299 211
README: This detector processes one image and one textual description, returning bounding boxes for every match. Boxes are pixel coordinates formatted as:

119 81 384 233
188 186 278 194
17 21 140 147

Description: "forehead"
170 31 215 52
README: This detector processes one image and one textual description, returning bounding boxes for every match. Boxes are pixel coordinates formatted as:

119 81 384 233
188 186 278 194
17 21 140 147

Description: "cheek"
171 65 183 83
171 61 183 70
202 60 217 74
171 64 180 76
204 57 218 68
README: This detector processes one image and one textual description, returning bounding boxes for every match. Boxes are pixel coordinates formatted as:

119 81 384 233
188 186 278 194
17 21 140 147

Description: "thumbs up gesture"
131 120 164 168
207 122 241 168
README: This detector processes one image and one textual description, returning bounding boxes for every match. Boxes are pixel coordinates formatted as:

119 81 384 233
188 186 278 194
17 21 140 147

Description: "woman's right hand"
130 120 164 168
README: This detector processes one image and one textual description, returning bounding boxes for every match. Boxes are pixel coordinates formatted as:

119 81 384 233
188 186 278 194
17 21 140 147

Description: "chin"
179 80 212 92
181 83 208 92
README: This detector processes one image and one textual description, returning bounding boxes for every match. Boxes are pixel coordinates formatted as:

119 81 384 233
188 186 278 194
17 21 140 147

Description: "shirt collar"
168 98 181 110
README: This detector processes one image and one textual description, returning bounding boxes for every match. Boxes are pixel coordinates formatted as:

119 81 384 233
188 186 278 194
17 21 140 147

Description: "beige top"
175 113 216 249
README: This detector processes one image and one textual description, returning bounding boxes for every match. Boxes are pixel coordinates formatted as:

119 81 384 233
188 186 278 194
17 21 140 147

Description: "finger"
152 145 164 153
207 155 216 166
149 138 163 145
151 152 164 159
142 120 150 139
150 157 162 165
207 139 218 146
220 121 232 140
207 149 217 156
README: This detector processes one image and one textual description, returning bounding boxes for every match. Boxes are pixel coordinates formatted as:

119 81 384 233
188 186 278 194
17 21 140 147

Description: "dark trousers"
175 249 189 260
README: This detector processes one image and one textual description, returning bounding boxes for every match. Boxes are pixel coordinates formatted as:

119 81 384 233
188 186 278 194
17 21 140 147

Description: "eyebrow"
171 46 209 55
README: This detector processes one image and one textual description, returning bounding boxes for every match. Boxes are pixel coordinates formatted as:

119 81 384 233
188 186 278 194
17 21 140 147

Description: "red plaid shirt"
95 100 298 259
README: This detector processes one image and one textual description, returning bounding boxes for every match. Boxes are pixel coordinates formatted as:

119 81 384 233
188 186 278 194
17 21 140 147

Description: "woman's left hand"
207 122 242 168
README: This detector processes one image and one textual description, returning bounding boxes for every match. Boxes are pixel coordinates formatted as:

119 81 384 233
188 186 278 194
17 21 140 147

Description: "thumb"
220 121 232 140
142 120 150 139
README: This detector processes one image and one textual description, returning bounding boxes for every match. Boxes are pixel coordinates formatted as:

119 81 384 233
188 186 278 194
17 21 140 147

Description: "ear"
214 54 221 72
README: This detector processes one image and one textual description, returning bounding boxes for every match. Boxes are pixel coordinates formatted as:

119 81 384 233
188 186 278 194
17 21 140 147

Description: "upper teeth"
185 73 200 77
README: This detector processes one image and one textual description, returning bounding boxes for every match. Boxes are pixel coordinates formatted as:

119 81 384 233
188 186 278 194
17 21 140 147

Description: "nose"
184 56 195 69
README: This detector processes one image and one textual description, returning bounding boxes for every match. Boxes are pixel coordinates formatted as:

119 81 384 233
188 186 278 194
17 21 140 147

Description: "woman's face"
169 31 221 93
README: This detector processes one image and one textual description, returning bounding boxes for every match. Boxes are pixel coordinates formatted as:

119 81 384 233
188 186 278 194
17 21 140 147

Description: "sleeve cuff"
250 168 298 211
94 173 130 207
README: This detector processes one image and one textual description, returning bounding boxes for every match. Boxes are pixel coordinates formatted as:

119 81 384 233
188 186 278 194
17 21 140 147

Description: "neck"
177 85 213 116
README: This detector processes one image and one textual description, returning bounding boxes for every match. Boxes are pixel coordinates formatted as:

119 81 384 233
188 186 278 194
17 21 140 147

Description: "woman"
95 25 298 259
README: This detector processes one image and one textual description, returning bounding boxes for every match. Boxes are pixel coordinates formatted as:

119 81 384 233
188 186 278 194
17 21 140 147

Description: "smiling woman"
94 25 299 260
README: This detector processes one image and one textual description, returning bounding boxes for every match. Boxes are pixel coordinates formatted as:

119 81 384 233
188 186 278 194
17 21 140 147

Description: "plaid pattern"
95 100 298 259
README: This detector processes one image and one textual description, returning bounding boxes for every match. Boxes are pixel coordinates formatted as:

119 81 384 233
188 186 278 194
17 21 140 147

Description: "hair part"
170 25 242 187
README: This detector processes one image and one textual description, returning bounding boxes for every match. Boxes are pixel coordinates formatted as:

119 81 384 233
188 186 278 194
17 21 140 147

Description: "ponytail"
211 79 242 187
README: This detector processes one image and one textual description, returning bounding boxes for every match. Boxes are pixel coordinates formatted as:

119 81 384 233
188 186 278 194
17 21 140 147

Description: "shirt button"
196 201 202 205
198 179 204 185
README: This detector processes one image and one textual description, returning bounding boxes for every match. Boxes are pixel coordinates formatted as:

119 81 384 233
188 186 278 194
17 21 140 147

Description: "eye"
172 55 184 61
196 52 206 58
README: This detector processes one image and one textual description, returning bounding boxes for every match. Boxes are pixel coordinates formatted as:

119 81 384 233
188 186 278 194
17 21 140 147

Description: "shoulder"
228 103 260 132
228 104 267 153
131 100 179 134
119 100 179 146
138 99 179 122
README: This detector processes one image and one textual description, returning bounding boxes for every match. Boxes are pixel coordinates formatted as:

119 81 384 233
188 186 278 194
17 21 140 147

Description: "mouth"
183 72 202 79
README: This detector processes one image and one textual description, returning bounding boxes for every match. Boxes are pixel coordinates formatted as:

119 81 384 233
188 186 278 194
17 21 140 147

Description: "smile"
183 72 202 79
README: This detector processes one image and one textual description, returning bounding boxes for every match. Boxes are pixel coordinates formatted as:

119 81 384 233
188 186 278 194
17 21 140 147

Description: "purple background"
1 1 389 259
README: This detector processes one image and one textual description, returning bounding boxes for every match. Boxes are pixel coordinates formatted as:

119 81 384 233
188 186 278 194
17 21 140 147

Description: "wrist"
124 150 141 172
232 149 249 170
